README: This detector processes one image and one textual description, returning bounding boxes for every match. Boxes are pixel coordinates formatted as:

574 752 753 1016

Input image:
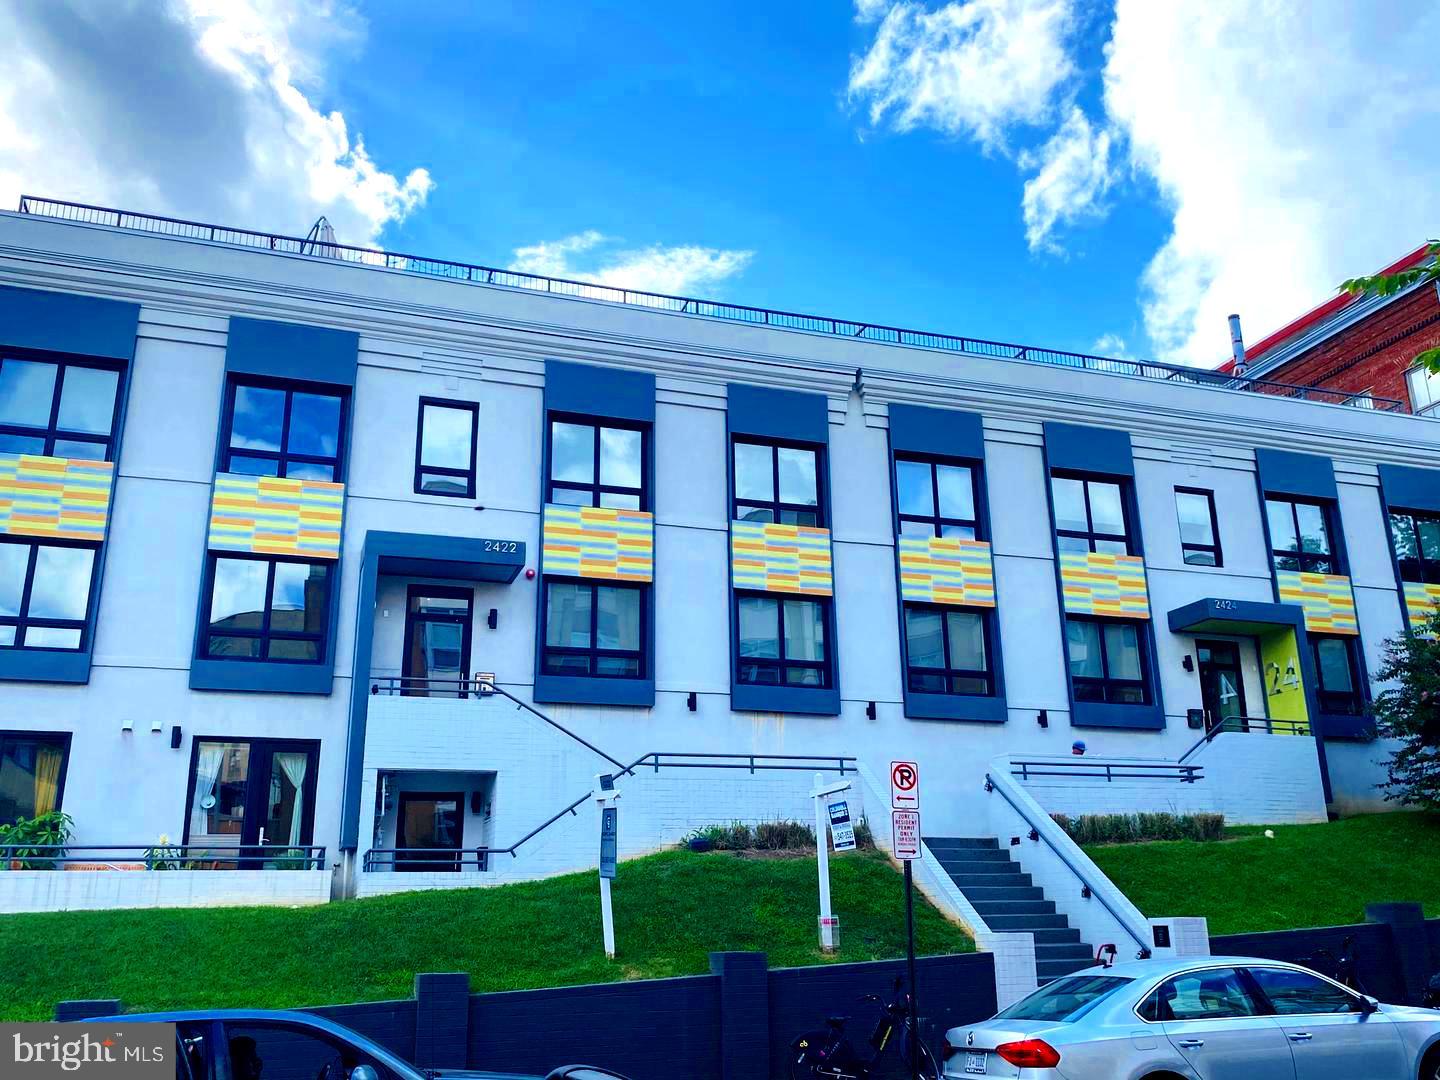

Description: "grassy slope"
0 848 971 1021
1085 811 1440 936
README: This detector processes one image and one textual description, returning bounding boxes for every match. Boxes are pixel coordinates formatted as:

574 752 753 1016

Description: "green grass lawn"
1085 811 1440 936
0 848 971 1021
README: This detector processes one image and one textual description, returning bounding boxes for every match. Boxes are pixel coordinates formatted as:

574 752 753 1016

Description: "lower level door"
396 792 464 872
187 739 318 867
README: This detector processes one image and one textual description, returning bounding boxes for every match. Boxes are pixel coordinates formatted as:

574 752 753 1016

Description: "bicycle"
789 976 940 1080
1298 935 1367 993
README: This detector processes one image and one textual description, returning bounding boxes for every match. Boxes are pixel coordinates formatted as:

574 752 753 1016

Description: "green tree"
1371 608 1440 809
1341 240 1440 370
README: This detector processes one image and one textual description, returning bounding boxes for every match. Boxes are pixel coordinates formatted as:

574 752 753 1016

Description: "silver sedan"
942 956 1440 1079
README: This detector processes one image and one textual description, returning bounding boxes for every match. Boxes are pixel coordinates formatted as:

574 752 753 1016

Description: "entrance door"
1197 640 1249 731
396 792 464 872
402 586 473 697
186 739 319 867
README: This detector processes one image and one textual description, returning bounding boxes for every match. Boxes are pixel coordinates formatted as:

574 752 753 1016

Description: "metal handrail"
984 772 1152 959
15 195 1400 412
362 847 491 871
0 844 326 869
621 751 856 775
1178 715 1312 764
1010 759 1203 783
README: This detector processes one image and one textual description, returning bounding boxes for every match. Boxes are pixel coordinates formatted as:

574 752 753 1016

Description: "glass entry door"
402 586 473 697
187 739 318 866
1197 640 1249 730
396 792 464 872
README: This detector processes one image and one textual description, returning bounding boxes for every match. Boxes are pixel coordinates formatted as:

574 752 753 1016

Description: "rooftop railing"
15 195 1401 411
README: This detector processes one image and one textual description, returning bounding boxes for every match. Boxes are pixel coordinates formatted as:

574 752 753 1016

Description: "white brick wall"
0 869 332 913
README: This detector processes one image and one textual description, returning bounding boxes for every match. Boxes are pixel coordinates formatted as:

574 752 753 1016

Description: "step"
1035 943 1095 962
923 837 998 851
1028 927 1081 945
1037 956 1097 979
937 859 1022 877
970 900 1056 917
948 872 1033 889
933 847 1012 864
981 913 1070 931
959 886 1047 903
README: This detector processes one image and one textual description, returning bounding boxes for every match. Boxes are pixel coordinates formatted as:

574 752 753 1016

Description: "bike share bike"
789 977 940 1080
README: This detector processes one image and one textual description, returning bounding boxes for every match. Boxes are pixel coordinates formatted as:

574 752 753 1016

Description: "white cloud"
1103 0 1440 365
847 0 1078 152
1019 105 1115 253
0 0 432 244
510 232 754 296
1090 332 1131 359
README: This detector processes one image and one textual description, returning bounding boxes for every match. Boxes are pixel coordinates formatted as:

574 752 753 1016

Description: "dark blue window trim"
225 317 359 387
534 578 656 707
1043 421 1134 477
1255 448 1338 503
0 288 139 685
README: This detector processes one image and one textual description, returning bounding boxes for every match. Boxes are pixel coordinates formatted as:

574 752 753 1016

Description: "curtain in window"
33 746 62 816
189 743 226 839
275 752 309 848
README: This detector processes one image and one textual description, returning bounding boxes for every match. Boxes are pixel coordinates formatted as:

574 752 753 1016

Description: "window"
1407 365 1440 416
1140 968 1263 1022
0 355 121 460
187 739 318 853
0 539 96 650
414 398 477 497
542 580 643 678
903 604 991 695
1311 634 1362 715
995 975 1134 1023
894 457 978 538
0 732 69 824
1345 389 1376 410
1266 497 1335 574
222 1021 401 1080
1066 616 1149 704
1245 966 1363 1015
733 440 823 526
549 418 646 509
203 555 331 662
736 594 829 686
222 381 346 481
1051 474 1130 554
1174 488 1221 567
1389 509 1440 584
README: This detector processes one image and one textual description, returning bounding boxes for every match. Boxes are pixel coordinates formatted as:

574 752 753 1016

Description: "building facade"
3 201 1440 909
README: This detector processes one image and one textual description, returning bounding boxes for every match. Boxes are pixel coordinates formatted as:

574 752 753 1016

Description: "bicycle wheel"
867 1033 941 1080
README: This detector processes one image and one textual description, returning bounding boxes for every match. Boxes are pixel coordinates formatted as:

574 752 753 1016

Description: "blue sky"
1 1 1436 368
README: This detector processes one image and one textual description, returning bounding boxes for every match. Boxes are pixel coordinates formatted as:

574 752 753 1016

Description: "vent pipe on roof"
1228 313 1247 375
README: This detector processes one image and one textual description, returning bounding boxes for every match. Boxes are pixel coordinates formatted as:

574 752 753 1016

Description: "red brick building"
1222 245 1440 413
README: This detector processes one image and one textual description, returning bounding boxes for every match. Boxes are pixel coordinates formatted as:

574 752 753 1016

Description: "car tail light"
995 1039 1061 1069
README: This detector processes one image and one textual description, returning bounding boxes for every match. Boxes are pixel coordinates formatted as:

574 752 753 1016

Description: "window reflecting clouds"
0 540 96 650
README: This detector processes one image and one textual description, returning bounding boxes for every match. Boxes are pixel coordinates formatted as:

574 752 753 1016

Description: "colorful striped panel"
0 454 114 542
542 504 654 582
731 520 833 596
1059 551 1150 619
208 473 344 559
1275 570 1358 635
1402 581 1440 635
897 536 996 607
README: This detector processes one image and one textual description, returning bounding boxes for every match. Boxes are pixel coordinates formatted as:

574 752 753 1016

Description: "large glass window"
1139 968 1263 1022
1051 474 1130 554
223 381 345 481
187 739 318 855
1175 488 1221 567
204 555 331 662
733 440 823 526
0 539 96 650
1389 509 1440 584
1066 616 1149 704
736 594 829 686
1311 634 1362 715
414 398 478 497
895 457 978 538
1266 497 1336 574
549 418 646 509
903 604 992 695
0 732 69 825
0 355 121 460
1406 365 1440 416
542 580 643 678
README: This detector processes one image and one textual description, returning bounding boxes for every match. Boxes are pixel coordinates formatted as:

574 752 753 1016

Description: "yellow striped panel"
1059 551 1150 619
897 536 996 607
731 520 833 596
542 504 654 582
1402 581 1440 636
0 453 114 542
1275 569 1358 635
208 473 344 559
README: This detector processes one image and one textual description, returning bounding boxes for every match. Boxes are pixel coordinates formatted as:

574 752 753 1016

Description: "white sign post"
889 761 922 1080
811 772 852 953
595 774 620 959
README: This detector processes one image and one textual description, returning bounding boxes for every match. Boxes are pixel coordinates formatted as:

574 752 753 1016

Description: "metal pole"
814 772 835 952
905 859 919 1078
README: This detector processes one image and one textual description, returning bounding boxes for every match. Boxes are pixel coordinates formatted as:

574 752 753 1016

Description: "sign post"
811 773 852 953
890 762 922 1080
595 774 620 959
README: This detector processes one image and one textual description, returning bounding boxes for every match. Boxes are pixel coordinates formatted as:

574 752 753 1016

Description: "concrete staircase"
926 836 1095 984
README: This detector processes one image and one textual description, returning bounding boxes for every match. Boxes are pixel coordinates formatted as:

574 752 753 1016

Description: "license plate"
964 1051 987 1075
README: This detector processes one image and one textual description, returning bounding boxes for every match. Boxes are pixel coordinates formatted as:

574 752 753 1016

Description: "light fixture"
1182 654 1195 672
487 608 498 629
686 692 697 712
1037 709 1049 728
866 701 877 720
170 726 183 749
150 719 163 734
120 719 133 733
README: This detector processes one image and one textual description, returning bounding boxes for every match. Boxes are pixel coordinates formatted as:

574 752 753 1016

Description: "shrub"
0 811 74 869
1052 812 1224 845
683 818 876 853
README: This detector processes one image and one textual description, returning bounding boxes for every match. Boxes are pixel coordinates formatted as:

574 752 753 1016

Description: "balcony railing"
1008 759 1203 784
1178 715 1312 763
362 848 489 872
15 194 1400 412
0 844 326 870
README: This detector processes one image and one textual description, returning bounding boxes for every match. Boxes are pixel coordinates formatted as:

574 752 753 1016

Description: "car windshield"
994 975 1135 1023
